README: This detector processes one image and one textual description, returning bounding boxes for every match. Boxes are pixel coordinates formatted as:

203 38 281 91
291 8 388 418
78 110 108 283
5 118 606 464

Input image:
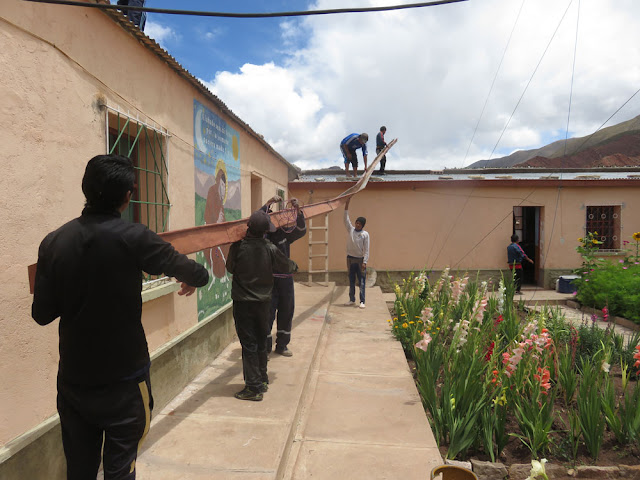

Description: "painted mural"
193 100 241 321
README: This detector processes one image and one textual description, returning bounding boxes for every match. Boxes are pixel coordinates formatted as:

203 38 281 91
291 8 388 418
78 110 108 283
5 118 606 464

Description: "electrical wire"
23 0 469 18
462 0 526 167
488 0 574 161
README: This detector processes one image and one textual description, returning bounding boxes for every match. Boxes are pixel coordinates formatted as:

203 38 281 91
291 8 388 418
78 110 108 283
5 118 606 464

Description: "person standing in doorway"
376 126 388 174
226 210 298 401
340 133 369 177
32 154 209 479
344 197 370 308
507 233 534 294
261 195 307 357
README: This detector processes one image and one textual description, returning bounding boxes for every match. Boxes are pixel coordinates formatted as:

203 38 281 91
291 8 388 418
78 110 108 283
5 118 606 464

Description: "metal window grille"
106 107 171 286
276 188 285 210
586 205 621 250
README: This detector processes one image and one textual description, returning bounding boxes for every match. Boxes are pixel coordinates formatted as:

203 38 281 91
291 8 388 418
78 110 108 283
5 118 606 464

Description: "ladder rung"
309 254 328 258
308 269 329 273
309 226 327 230
309 241 328 245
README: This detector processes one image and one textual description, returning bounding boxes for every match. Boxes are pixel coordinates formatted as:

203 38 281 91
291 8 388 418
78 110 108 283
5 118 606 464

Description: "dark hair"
356 216 367 227
82 154 135 211
380 126 386 132
511 234 519 243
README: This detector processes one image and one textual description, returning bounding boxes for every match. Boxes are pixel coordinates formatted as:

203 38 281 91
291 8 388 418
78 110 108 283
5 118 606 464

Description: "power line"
488 0 574 161
463 0 526 167
22 0 469 18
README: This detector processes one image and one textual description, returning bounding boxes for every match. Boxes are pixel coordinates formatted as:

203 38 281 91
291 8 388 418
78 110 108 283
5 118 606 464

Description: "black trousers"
267 276 295 352
376 147 386 171
233 300 270 389
57 372 153 480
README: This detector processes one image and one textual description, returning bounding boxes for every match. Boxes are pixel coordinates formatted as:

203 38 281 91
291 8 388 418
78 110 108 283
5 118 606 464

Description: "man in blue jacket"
32 154 209 480
507 234 534 294
340 133 369 177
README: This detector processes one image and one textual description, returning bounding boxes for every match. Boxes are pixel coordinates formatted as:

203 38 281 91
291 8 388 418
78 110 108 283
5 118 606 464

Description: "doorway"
513 206 540 286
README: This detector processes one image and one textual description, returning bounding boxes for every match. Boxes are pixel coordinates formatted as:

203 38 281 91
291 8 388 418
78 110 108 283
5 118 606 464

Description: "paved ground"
131 283 441 480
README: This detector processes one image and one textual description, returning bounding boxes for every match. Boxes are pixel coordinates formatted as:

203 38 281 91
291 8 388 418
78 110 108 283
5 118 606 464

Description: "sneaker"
274 347 293 357
234 387 263 401
258 382 269 393
359 302 366 309
344 300 356 306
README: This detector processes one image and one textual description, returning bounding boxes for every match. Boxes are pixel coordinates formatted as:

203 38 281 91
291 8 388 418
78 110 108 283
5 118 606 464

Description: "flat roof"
295 167 640 183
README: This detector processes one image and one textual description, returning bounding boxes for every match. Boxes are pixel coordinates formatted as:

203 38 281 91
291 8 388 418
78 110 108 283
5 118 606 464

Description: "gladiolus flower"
415 333 432 352
525 458 549 480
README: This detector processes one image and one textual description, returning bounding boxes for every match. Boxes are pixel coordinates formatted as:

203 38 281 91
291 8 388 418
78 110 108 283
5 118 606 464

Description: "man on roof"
340 133 369 177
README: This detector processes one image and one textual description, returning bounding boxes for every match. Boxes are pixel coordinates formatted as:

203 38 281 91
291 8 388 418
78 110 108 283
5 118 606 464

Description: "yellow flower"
578 237 583 242
401 313 407 316
394 326 398 329
402 322 408 328
633 232 640 241
409 321 415 324
387 319 392 323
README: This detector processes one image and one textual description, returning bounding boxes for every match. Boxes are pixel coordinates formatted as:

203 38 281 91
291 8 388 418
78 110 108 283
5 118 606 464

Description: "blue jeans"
347 256 366 304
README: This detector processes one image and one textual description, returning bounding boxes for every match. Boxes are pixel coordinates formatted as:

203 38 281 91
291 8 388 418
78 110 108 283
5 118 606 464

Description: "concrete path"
133 283 441 480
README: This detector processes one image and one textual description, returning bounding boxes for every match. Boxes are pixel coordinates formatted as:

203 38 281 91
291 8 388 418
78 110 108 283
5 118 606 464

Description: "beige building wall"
0 0 294 447
289 180 640 281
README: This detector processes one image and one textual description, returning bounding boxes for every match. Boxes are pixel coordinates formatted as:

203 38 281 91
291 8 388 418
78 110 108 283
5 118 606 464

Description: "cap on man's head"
356 216 367 227
359 133 369 142
248 209 277 234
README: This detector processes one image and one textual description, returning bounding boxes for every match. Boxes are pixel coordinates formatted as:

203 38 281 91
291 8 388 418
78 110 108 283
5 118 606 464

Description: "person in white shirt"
343 197 370 308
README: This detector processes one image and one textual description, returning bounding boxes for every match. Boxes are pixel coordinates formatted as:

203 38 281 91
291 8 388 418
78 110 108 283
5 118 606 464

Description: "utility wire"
571 86 640 154
488 0 574 161
23 0 468 18
463 0 526 167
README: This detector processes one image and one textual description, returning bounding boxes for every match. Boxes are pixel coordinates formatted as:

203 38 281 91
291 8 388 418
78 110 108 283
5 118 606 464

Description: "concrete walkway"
133 283 441 480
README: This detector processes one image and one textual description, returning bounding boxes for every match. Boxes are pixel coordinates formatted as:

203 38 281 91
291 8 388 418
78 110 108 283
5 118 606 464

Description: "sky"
130 0 640 170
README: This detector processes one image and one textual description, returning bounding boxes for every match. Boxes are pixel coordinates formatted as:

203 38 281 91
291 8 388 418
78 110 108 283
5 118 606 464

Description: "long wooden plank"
27 139 396 293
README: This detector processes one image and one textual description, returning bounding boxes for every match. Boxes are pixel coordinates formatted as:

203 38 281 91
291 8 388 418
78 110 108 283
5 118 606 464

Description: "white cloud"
202 0 640 169
144 21 178 48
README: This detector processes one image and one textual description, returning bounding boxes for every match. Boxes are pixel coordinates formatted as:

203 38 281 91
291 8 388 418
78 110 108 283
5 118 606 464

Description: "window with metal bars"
586 205 621 250
106 109 171 285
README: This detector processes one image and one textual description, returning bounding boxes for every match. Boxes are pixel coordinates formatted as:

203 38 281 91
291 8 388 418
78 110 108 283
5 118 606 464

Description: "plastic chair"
430 465 479 480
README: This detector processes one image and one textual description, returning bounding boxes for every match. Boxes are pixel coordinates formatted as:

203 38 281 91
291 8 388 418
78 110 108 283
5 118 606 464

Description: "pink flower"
619 260 625 263
415 333 432 352
633 345 640 370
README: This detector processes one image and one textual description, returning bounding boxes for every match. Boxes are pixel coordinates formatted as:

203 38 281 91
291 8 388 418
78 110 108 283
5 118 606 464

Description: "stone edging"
446 459 640 480
565 300 640 331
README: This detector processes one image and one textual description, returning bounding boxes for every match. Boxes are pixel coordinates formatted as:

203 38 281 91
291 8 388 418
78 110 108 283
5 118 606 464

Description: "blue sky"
127 1 640 170
140 1 307 77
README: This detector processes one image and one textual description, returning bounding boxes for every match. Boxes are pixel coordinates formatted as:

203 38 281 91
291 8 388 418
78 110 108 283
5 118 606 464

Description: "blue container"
558 275 579 293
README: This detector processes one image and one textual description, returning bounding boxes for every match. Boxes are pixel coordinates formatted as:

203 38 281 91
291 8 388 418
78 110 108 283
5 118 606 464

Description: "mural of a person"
204 160 231 279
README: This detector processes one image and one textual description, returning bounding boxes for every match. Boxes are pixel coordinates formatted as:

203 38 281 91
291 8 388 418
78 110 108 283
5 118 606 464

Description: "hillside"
467 115 640 168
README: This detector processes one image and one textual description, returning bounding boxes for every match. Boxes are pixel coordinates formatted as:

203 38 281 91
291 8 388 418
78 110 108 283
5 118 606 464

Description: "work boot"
234 387 263 401
274 347 293 357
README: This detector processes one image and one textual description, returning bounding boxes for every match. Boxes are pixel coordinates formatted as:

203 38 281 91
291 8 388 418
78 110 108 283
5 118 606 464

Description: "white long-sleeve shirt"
344 210 370 263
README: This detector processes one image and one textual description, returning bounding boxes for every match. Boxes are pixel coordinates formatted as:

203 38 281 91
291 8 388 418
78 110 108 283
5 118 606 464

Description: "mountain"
467 115 640 168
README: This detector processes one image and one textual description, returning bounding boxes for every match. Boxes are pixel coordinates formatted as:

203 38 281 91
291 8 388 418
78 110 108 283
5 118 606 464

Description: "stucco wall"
288 181 640 279
0 0 292 447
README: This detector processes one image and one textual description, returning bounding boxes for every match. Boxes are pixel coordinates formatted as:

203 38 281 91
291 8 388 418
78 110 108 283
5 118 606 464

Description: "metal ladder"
307 214 329 284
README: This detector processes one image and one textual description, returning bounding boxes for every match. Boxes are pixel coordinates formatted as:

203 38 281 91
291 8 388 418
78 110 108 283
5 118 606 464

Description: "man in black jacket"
226 210 298 401
32 154 209 480
261 195 307 357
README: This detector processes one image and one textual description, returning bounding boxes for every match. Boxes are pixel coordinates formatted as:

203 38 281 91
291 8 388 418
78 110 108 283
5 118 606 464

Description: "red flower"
494 315 504 326
485 341 495 361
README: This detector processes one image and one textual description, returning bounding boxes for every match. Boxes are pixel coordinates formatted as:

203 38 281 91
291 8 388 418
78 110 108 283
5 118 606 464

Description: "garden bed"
389 269 640 479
